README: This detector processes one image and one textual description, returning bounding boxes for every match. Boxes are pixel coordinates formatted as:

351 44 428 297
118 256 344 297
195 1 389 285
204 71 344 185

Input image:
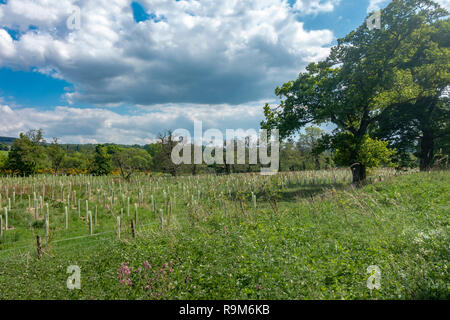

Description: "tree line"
0 127 344 178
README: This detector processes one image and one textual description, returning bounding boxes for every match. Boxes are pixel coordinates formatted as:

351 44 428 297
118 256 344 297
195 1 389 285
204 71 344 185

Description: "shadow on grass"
278 183 348 202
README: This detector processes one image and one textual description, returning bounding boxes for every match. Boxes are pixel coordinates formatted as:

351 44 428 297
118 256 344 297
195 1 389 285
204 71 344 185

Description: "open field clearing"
0 169 448 299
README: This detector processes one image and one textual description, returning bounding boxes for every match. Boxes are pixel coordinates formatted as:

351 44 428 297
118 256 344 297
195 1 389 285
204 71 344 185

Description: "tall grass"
0 169 447 300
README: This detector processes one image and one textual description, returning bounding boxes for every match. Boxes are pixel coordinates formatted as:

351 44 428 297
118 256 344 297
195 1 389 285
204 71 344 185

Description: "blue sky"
0 0 447 144
1 0 370 108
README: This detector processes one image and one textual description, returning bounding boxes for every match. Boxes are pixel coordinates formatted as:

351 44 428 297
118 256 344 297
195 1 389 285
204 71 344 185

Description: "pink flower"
118 263 132 277
118 263 133 286
119 279 133 286
143 261 151 270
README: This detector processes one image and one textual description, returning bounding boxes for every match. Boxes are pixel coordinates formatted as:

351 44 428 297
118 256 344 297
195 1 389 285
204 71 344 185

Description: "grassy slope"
0 171 448 300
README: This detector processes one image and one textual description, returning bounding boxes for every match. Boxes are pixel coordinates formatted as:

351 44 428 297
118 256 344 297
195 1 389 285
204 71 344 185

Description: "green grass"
0 170 448 299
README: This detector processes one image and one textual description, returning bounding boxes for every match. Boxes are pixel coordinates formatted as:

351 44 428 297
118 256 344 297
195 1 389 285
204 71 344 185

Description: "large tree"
7 129 48 176
262 0 448 183
372 14 449 170
90 145 112 176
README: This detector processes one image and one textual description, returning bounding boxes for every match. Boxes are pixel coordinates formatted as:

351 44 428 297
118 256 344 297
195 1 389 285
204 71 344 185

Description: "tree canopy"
262 0 449 183
7 129 47 175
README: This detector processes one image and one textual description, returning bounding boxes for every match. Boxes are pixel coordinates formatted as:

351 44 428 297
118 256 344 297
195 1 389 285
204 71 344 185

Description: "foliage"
334 134 396 168
109 146 152 180
46 138 66 174
280 127 335 172
262 0 449 182
90 145 112 176
0 170 448 299
62 152 90 173
372 12 450 170
0 151 8 170
151 130 182 176
7 129 48 176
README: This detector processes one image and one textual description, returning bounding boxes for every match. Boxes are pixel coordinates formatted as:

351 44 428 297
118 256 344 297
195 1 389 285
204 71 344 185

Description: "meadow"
0 169 448 299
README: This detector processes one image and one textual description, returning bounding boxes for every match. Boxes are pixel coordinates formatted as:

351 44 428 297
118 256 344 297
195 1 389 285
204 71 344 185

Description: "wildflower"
143 260 151 270
118 262 132 279
118 262 133 286
120 279 133 286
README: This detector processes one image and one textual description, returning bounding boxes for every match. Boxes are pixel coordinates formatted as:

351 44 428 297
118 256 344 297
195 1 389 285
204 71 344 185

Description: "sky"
0 0 449 144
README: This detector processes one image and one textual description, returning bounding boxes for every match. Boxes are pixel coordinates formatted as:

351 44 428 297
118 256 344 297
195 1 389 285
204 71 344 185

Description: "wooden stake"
131 219 136 238
36 235 42 259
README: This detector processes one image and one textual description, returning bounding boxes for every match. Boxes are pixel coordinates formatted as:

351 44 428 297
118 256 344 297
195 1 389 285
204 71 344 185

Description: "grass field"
0 169 448 299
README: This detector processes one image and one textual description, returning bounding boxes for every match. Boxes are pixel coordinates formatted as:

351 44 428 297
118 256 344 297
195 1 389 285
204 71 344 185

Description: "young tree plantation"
0 0 448 304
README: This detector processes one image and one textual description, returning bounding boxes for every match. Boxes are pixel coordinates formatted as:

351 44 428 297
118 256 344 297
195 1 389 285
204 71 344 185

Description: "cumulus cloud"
367 0 389 13
293 0 341 15
435 0 450 9
0 0 335 106
0 101 269 144
0 29 15 58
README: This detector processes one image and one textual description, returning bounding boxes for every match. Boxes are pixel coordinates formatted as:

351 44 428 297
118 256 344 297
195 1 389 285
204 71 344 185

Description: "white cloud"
437 0 450 9
293 0 341 15
0 29 16 59
367 0 389 13
0 101 270 145
0 0 335 106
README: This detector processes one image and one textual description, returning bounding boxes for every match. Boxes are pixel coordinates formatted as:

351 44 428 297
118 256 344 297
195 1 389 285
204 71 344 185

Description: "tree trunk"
314 156 320 170
419 131 434 171
224 163 231 175
351 163 366 185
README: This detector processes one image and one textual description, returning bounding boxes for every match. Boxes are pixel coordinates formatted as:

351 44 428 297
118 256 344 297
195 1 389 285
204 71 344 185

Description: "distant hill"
0 137 16 145
58 143 146 152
